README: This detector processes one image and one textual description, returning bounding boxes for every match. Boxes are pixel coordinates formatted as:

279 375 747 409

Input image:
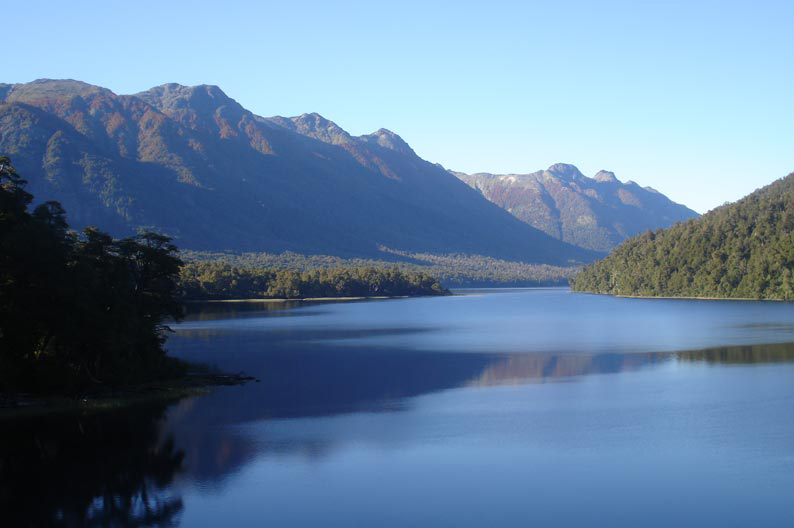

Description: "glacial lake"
5 288 794 527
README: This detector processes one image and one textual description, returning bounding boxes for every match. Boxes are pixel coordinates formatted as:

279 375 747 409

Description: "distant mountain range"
0 79 697 264
572 172 794 300
0 79 597 264
454 165 698 252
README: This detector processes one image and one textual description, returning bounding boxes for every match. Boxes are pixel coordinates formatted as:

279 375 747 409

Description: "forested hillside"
571 173 794 300
181 250 578 287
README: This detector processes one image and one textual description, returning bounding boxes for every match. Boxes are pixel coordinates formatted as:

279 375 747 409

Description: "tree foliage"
0 157 185 394
571 173 794 300
180 262 449 300
180 249 578 288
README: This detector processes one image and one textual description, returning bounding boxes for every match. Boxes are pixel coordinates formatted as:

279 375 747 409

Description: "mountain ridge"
454 164 698 252
0 79 597 264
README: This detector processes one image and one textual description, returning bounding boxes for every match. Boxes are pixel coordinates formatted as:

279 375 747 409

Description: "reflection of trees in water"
166 341 794 487
10 340 789 524
676 342 794 364
180 300 306 322
1 401 184 527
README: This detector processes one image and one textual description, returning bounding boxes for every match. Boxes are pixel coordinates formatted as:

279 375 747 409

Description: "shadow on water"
1 401 185 528
162 340 794 485
158 347 499 487
5 340 794 520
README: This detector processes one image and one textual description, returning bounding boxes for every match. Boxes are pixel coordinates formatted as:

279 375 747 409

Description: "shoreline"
573 290 789 302
186 288 565 303
186 295 407 303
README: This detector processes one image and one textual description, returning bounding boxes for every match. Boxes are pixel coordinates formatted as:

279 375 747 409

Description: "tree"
0 158 186 393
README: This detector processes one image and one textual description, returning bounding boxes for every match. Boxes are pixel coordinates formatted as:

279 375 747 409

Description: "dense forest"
571 173 794 300
181 250 577 288
180 262 449 299
0 158 185 394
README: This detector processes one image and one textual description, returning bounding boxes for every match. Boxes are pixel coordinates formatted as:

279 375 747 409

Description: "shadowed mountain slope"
0 79 597 264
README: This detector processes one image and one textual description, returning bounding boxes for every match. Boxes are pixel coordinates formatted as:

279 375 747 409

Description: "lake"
5 288 794 527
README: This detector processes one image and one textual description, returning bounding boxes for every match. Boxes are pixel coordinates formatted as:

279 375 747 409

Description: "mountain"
571 173 794 300
454 164 698 252
0 79 597 264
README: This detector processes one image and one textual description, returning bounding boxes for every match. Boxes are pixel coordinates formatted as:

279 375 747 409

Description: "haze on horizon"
6 0 793 214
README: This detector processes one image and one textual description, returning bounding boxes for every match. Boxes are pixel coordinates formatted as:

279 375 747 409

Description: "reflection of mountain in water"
1 402 185 527
469 343 794 387
164 341 794 488
466 352 673 387
8 341 794 517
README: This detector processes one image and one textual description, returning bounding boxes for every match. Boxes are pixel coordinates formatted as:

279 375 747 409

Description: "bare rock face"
454 165 698 252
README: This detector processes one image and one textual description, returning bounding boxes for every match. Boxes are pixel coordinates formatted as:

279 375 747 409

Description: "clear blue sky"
7 0 793 213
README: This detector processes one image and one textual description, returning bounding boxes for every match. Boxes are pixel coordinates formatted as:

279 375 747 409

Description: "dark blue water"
5 289 794 527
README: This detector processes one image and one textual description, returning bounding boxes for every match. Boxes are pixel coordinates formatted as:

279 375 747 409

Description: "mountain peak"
1 79 114 103
454 165 698 252
593 170 619 183
135 83 241 115
360 128 414 155
291 112 343 130
546 163 584 180
288 113 352 145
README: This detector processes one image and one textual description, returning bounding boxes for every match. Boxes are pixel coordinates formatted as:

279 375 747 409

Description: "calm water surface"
5 288 794 527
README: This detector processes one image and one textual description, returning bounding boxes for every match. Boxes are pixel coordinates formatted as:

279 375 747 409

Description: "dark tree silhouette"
0 157 185 393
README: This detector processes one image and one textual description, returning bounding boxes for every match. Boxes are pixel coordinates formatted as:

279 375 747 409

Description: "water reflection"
466 352 673 387
677 342 794 364
1 401 185 527
5 290 794 528
180 298 382 322
181 300 304 321
4 340 794 524
158 341 794 487
467 342 794 387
